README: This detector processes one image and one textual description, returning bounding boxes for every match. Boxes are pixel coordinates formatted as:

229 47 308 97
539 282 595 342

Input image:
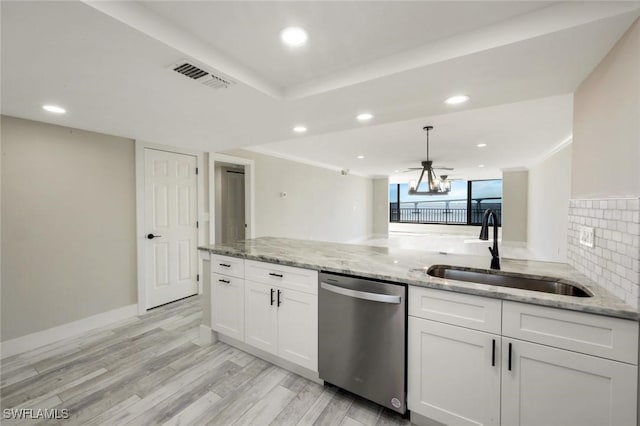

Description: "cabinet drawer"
409 286 502 334
503 301 638 364
212 255 244 278
245 260 318 295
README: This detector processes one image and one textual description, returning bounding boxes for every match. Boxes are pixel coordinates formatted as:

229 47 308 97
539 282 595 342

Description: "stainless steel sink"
426 265 592 297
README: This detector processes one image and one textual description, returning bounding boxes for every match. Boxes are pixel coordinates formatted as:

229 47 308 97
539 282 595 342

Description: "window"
389 179 502 226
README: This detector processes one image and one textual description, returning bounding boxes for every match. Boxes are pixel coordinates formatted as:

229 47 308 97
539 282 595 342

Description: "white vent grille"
168 60 235 90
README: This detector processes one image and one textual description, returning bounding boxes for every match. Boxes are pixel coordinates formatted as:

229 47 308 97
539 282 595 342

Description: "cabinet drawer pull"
269 272 284 278
219 263 231 268
508 342 512 371
218 279 230 284
277 289 282 306
492 339 496 367
270 288 275 306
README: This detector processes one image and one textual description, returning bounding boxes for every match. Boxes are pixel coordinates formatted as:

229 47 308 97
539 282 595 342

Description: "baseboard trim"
218 334 322 384
0 304 138 359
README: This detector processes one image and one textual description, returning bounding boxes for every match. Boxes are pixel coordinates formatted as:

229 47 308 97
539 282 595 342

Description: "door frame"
135 141 205 315
209 153 255 245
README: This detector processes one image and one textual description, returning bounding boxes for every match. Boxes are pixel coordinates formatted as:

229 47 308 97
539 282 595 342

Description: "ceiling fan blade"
407 167 423 170
434 166 454 171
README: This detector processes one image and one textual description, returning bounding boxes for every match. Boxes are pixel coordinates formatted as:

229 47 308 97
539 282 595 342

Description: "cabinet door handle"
270 288 275 306
219 263 231 268
218 279 230 284
508 343 512 371
277 289 282 307
269 272 283 278
491 339 496 367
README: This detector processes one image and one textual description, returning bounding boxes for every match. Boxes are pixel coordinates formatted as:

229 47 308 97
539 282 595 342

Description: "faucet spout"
479 209 500 270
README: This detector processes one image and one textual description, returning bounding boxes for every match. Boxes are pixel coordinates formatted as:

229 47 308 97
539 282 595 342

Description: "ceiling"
1 1 639 179
250 94 574 181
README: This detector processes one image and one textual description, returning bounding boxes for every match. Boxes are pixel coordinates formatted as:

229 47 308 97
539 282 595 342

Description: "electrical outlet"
579 226 595 248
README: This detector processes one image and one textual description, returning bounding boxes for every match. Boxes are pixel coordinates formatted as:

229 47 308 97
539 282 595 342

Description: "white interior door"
144 148 198 309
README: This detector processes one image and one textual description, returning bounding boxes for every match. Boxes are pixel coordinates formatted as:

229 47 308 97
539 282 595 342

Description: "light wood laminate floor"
1 296 411 426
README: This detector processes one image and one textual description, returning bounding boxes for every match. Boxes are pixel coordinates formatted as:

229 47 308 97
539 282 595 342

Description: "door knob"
147 233 162 240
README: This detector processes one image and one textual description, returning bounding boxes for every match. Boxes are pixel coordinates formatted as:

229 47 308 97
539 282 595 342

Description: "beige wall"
527 144 572 261
225 150 374 243
1 116 137 341
572 18 640 199
372 178 389 236
501 170 529 244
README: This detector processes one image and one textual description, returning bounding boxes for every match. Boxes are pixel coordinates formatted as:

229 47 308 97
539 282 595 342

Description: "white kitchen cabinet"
211 273 245 341
244 280 278 354
502 337 637 426
244 280 318 371
277 288 318 371
243 259 318 371
408 287 638 426
408 317 500 426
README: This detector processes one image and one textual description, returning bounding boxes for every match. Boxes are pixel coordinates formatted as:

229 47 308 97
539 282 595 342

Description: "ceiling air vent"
168 60 235 90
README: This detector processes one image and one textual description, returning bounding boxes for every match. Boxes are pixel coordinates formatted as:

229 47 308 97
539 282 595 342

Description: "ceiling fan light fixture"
407 126 452 196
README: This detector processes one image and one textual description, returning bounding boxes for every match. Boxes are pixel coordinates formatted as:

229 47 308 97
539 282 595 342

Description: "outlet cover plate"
579 226 595 248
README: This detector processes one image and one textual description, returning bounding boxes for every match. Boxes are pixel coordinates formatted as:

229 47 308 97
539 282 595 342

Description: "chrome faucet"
479 209 500 270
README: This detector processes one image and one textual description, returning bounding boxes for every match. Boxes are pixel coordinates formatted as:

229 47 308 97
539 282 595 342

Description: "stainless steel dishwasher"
318 272 407 414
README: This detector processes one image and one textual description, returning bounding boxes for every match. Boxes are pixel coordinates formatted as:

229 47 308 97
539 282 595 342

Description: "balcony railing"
390 197 502 225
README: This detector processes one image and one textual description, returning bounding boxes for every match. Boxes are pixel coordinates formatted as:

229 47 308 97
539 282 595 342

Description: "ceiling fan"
408 125 453 195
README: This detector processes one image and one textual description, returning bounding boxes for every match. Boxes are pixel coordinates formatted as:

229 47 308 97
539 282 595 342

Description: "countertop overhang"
199 237 638 320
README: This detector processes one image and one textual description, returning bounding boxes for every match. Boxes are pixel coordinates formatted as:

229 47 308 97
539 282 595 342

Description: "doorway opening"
214 163 246 244
208 153 255 246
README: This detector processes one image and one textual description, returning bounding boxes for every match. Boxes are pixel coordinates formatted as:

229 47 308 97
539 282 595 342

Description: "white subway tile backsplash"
568 198 640 308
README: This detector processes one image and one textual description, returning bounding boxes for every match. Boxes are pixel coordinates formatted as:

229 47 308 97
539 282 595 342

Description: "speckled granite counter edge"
199 243 639 321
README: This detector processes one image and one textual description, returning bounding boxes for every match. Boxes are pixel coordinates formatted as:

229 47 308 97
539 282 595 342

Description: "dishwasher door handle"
320 282 401 304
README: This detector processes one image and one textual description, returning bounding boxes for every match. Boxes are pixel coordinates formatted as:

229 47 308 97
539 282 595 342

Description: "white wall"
372 178 389 237
572 18 639 199
501 170 529 244
1 116 137 341
225 149 374 243
527 144 572 261
568 18 640 308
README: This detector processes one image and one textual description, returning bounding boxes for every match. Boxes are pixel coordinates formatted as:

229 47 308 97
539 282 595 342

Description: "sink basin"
426 265 592 297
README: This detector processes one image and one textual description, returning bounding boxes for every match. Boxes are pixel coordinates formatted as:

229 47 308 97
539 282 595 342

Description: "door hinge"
196 221 199 229
197 274 200 282
195 167 199 175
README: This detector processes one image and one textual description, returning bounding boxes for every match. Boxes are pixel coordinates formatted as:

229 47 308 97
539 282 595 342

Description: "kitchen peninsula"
200 237 639 426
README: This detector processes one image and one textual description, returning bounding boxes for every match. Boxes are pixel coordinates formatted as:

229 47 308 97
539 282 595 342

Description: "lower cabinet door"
408 317 500 426
276 288 318 371
211 274 244 341
502 338 638 426
244 280 277 355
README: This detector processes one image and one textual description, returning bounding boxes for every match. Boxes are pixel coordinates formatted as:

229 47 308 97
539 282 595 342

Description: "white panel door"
244 280 277 354
502 338 638 426
408 317 501 426
277 288 318 371
145 149 198 309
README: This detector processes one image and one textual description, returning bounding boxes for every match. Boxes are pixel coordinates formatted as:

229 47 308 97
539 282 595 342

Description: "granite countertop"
199 237 638 321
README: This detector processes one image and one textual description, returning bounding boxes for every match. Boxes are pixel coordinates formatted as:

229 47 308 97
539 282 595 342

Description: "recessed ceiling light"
293 126 307 133
42 105 66 114
445 95 470 105
356 113 373 121
280 27 308 47
478 164 485 168
394 170 400 173
357 155 365 159
477 143 487 148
